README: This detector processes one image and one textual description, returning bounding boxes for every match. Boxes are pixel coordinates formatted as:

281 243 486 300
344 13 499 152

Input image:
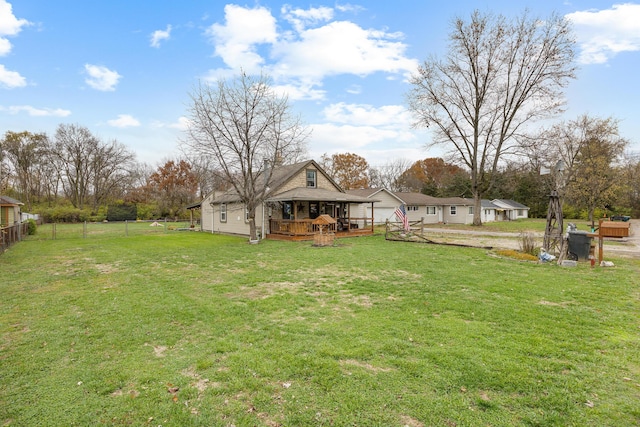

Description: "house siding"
278 165 338 193
0 204 20 226
200 162 342 238
419 205 441 224
360 190 402 224
203 200 267 236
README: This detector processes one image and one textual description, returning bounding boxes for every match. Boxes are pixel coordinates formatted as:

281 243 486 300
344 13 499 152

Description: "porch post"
370 202 374 232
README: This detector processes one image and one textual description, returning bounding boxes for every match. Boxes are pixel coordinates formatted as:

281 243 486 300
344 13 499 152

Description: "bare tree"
91 140 136 211
184 72 309 241
1 131 50 211
408 9 576 225
180 150 230 198
369 158 412 192
52 124 136 211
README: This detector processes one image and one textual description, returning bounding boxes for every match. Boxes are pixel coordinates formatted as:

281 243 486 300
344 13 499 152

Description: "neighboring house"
0 195 23 227
491 199 530 221
394 192 451 224
346 188 404 224
480 199 498 223
437 196 474 224
346 189 473 224
194 160 378 240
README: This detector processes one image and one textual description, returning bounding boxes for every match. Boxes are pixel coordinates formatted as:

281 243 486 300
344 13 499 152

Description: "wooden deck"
266 217 374 241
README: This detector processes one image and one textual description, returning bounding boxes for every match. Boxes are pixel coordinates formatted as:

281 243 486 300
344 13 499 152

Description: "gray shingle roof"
0 195 23 205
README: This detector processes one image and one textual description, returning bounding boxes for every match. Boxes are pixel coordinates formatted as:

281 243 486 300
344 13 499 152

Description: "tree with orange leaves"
148 160 199 218
321 152 370 190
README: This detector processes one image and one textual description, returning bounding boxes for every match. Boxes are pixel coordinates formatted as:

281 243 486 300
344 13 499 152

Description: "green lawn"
1 230 639 426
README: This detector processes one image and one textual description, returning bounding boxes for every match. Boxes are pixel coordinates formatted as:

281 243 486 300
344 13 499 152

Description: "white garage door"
367 207 397 224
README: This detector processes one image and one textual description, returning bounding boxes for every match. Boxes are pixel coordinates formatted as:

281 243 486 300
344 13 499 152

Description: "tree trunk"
473 192 482 226
248 217 258 242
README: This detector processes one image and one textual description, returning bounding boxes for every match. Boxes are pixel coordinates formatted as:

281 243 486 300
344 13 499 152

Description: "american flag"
394 204 410 231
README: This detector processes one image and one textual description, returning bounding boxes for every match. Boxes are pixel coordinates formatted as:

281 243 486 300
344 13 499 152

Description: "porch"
266 217 375 241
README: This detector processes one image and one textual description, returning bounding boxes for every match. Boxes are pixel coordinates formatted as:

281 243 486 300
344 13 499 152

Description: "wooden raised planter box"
599 219 630 238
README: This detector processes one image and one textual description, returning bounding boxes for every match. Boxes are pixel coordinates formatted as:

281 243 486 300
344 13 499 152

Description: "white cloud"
0 64 25 88
84 64 121 91
107 114 140 128
150 25 172 48
322 103 413 127
2 104 71 116
151 116 191 131
205 4 277 72
204 5 417 100
271 81 326 101
0 0 31 56
281 5 333 32
290 22 414 78
566 3 640 64
168 116 191 130
307 102 424 163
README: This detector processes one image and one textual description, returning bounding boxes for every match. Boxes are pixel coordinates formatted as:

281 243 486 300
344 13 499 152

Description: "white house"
192 160 377 240
491 199 530 221
346 189 474 225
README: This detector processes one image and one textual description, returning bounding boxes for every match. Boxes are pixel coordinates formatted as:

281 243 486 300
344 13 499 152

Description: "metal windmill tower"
542 160 565 254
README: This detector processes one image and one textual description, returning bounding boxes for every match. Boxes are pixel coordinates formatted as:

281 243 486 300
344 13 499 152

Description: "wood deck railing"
268 217 373 238
0 222 29 252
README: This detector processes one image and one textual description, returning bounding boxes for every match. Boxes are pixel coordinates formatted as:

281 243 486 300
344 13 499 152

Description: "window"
426 206 436 215
283 202 293 220
468 206 474 215
245 206 249 222
517 209 523 216
407 206 418 211
450 206 457 215
309 202 319 219
220 204 227 222
306 169 316 188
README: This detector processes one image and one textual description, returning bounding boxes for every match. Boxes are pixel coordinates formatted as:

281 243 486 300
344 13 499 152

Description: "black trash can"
567 231 592 260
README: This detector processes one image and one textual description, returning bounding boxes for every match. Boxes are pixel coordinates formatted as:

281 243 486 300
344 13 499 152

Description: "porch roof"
267 187 379 203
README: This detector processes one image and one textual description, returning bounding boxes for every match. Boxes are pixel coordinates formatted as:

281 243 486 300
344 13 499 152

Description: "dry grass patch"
400 414 425 427
340 359 395 373
494 249 538 261
538 300 574 308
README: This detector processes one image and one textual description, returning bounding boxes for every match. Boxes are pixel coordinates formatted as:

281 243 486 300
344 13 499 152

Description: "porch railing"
0 222 29 252
268 217 373 236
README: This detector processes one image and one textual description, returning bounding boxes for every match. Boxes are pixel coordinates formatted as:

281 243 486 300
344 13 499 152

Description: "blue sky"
1 1 639 168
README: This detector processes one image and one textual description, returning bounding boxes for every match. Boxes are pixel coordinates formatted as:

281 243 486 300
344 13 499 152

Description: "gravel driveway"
420 219 639 260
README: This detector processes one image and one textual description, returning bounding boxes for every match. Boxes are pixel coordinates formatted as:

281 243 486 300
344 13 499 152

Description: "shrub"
135 203 159 220
26 219 37 235
107 204 137 221
40 206 92 223
518 231 538 256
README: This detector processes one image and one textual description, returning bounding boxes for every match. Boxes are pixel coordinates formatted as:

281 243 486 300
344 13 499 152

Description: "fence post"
164 217 167 233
